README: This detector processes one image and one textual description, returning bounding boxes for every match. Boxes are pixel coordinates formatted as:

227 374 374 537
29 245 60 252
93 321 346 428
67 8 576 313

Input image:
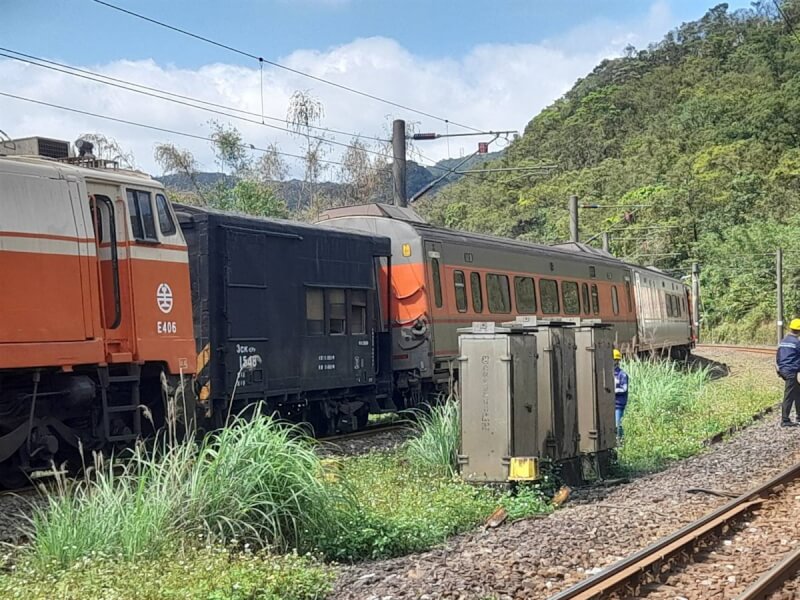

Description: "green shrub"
0 546 333 600
26 413 351 569
499 484 552 520
319 453 495 561
404 399 460 475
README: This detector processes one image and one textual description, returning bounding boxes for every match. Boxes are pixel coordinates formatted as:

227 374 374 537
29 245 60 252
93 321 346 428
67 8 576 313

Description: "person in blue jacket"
613 349 629 438
776 318 800 427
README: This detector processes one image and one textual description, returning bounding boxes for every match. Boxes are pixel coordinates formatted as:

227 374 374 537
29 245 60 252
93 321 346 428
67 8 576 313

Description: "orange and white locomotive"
0 138 195 485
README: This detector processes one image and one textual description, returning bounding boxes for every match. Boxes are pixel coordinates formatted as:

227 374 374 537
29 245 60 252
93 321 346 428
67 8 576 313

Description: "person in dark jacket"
776 318 800 427
613 349 629 438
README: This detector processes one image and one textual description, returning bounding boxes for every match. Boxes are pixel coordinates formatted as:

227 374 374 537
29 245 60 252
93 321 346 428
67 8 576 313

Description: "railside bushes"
404 400 460 475
26 413 348 570
5 403 553 597
0 547 333 600
617 358 779 472
9 414 341 599
318 452 496 561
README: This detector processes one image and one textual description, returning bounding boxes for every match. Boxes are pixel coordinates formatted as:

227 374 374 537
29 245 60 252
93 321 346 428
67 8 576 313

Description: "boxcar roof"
176 204 391 255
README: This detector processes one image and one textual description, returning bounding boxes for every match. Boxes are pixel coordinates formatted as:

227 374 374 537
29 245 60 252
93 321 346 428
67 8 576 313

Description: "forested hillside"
420 1 800 343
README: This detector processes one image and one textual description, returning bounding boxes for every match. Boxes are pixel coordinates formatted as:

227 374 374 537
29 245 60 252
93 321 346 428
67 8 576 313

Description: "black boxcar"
177 206 393 434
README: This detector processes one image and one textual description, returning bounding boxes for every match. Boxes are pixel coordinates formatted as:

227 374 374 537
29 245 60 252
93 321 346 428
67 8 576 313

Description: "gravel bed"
331 349 800 600
634 479 800 599
0 488 45 545
317 425 413 458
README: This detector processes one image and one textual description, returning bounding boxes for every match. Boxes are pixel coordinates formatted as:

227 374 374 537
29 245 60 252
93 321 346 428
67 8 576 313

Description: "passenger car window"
581 283 590 315
431 258 443 308
539 279 559 314
306 288 324 336
611 286 620 315
486 273 511 314
470 272 483 313
155 194 177 236
562 281 580 315
591 284 600 314
454 270 468 313
126 189 157 242
350 290 367 334
514 276 536 314
328 289 346 335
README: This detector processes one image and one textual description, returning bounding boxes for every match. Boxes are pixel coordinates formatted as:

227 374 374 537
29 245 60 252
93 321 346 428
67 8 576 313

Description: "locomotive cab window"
453 270 468 313
306 288 324 336
487 273 511 313
539 279 559 314
126 189 158 242
470 272 483 313
155 194 177 236
611 285 620 316
590 284 600 314
90 194 109 242
350 290 367 334
431 257 443 308
581 283 590 315
562 281 580 315
514 276 536 314
328 289 346 335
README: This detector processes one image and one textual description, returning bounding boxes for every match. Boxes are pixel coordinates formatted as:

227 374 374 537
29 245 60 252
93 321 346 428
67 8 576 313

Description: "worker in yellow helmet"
776 318 800 427
613 349 628 438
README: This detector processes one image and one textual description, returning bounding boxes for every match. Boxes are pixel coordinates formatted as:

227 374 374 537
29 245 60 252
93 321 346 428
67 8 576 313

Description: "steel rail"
548 460 800 600
696 343 775 356
736 546 800 599
319 421 407 443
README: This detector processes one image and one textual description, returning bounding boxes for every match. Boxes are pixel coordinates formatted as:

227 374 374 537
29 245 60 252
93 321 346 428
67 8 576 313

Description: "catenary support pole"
569 195 579 242
602 232 610 253
692 262 700 343
777 247 784 344
392 119 407 207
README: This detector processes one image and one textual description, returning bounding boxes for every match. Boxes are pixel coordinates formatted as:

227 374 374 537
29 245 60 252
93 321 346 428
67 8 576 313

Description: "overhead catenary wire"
0 90 389 173
91 0 485 133
0 47 390 144
0 49 394 161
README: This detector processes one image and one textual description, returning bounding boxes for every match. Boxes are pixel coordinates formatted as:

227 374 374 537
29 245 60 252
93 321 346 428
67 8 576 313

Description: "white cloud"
0 2 675 178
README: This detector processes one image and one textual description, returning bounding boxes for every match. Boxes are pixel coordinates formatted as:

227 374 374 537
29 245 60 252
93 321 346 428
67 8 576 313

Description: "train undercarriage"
0 365 186 488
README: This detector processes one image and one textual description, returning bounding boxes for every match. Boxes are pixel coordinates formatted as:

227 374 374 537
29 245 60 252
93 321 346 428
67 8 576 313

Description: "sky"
0 0 752 178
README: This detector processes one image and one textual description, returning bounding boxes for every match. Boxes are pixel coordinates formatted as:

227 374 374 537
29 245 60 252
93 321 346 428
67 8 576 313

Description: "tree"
209 121 250 175
153 143 206 204
76 133 136 168
287 90 330 216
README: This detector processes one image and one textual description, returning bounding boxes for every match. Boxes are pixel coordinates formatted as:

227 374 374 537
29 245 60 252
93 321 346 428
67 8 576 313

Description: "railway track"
696 343 776 356
319 421 408 443
549 460 800 600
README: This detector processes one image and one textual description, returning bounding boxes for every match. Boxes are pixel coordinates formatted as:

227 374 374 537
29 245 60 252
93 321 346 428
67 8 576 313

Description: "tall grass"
617 357 778 472
404 399 460 475
26 412 350 569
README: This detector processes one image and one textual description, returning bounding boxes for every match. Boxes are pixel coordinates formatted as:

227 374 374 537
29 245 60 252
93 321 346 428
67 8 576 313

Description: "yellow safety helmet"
790 318 800 331
613 349 623 360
